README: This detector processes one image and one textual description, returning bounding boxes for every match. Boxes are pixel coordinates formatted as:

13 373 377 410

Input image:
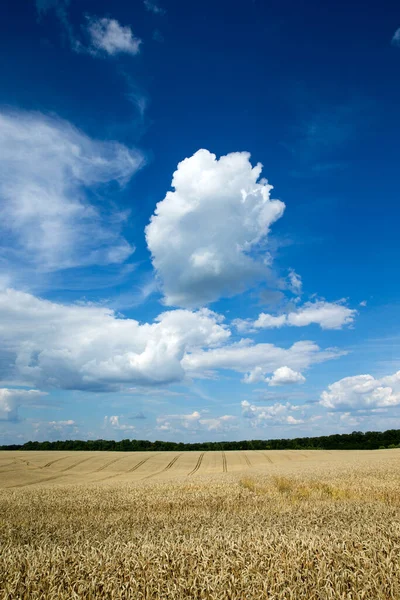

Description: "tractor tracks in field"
263 453 273 464
222 452 228 473
8 456 97 487
41 456 70 469
8 473 67 489
61 456 95 472
86 456 154 483
188 453 204 476
0 460 19 472
142 454 182 480
127 456 152 472
243 454 251 468
95 456 126 472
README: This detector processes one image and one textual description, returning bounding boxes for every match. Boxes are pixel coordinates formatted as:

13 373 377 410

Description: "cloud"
287 268 302 294
241 400 304 426
31 417 78 440
235 300 356 332
49 419 75 426
243 366 305 386
320 371 400 411
0 388 47 421
286 300 356 329
156 411 236 433
268 366 306 386
0 110 144 273
0 288 229 391
104 415 136 431
392 28 400 46
258 289 285 308
145 149 285 307
287 99 361 173
35 0 77 49
129 412 146 420
0 288 341 394
254 314 288 329
183 339 344 381
144 0 166 15
86 17 142 56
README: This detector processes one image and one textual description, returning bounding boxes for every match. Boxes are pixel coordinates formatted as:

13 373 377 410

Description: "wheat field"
1 449 400 599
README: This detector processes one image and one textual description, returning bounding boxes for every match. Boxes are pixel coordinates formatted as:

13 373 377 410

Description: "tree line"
1 429 400 452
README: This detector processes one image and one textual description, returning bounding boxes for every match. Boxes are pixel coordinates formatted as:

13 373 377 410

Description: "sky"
0 0 400 444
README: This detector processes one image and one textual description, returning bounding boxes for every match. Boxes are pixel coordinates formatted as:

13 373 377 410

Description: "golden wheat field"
1 450 400 599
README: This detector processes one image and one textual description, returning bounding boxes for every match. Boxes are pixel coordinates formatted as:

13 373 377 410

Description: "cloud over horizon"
320 371 400 411
0 288 343 395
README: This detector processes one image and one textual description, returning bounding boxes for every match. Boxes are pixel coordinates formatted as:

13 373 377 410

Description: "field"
1 450 400 599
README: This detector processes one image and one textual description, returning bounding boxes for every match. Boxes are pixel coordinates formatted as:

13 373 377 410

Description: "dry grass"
1 450 400 599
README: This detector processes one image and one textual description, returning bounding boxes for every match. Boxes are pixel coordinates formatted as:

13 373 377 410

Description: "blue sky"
1 0 400 443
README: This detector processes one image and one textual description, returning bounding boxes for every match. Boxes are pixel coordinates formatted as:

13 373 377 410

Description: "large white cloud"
0 110 143 272
145 149 285 307
320 371 400 411
0 288 229 391
236 300 356 332
183 340 344 381
86 17 142 56
0 388 47 421
0 288 341 393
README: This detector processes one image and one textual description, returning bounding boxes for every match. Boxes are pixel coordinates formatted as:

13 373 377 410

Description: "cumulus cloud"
0 110 143 272
286 300 356 329
145 149 285 307
0 288 229 391
243 366 305 386
268 366 306 386
157 411 236 433
392 28 400 46
0 289 341 394
183 340 344 381
235 300 356 332
241 400 304 426
0 388 47 421
320 371 400 411
86 17 142 56
254 314 288 329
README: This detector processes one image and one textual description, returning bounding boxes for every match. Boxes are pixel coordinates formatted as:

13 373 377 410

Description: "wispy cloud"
85 17 142 57
284 92 370 175
0 110 144 274
144 0 166 16
35 0 78 49
391 28 400 46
